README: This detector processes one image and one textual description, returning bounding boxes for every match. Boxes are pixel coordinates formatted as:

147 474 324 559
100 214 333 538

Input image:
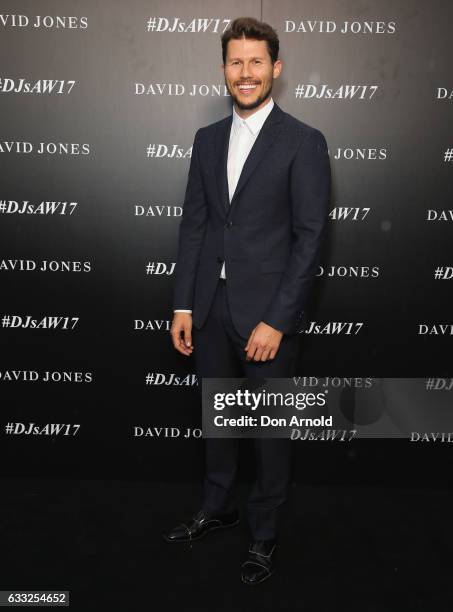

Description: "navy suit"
172 101 331 539
173 101 331 339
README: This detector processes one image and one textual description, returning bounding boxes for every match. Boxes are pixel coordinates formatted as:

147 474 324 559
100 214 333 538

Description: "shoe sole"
241 569 274 586
163 519 240 543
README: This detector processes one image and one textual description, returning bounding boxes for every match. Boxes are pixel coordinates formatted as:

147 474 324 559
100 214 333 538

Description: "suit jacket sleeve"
172 128 208 310
262 128 331 335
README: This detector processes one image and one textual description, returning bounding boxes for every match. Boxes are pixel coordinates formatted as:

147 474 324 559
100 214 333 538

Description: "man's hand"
171 312 194 356
244 321 283 362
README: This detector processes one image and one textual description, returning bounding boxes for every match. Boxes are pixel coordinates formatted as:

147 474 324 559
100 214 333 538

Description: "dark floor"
1 478 452 611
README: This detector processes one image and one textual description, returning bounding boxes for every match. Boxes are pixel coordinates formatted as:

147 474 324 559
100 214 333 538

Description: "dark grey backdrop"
1 1 452 482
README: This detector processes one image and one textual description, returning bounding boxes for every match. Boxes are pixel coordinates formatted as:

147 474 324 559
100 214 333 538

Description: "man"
165 17 331 585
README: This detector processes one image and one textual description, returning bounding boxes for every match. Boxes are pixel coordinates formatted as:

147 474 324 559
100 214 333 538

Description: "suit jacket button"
225 221 233 228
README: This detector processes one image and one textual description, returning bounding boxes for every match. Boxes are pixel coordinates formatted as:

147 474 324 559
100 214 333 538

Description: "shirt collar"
232 97 274 136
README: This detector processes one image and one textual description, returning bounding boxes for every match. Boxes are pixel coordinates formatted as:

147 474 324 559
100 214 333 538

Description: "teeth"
238 84 257 89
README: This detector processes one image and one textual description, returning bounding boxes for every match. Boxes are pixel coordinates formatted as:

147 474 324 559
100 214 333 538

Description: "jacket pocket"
260 257 288 274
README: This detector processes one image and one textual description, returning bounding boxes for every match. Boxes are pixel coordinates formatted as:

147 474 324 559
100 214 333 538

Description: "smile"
237 83 259 94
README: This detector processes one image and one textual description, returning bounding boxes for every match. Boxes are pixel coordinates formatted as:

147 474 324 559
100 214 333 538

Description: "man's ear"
273 59 282 79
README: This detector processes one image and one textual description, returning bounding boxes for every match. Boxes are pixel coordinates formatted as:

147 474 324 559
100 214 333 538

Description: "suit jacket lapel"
214 114 232 216
214 102 285 217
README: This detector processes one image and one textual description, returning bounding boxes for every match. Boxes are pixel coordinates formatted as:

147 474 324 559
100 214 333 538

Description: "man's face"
223 37 282 112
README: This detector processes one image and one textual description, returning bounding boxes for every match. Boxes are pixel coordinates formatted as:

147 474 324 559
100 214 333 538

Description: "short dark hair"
221 17 279 64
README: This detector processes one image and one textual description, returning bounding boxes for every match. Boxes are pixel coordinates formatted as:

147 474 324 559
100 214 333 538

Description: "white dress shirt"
175 97 274 314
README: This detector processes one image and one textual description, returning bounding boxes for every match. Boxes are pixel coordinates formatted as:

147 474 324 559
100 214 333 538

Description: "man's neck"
233 96 272 120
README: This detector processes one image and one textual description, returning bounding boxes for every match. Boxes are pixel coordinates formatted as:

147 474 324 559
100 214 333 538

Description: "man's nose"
240 63 251 78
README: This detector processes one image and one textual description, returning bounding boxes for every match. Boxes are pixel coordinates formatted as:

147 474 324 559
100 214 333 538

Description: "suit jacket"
173 101 331 339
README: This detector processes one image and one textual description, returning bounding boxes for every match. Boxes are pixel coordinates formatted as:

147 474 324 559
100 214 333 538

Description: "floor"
1 477 452 611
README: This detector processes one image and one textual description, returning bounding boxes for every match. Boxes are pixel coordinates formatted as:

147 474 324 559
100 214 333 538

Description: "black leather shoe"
241 539 277 585
163 508 239 543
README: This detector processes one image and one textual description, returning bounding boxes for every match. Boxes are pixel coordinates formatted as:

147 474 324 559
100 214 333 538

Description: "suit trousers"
192 277 301 540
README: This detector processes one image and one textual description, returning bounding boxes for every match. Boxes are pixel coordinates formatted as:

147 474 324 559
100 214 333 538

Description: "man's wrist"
261 320 284 335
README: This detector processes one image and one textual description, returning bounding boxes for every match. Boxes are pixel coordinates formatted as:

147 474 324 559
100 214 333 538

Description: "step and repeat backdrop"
1 1 452 481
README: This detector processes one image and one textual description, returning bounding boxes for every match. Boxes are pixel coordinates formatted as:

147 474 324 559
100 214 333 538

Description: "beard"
226 77 274 111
